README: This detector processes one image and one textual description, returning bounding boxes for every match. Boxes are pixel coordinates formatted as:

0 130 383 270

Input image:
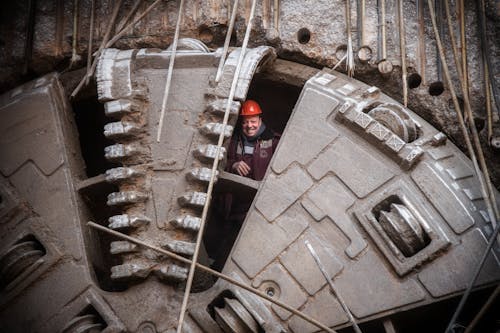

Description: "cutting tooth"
162 240 195 256
178 192 207 208
155 264 188 281
170 215 201 232
104 121 141 139
105 167 143 183
108 214 151 229
104 99 138 118
107 191 148 206
206 98 241 116
201 123 233 138
104 144 141 161
194 144 226 161
110 241 138 254
111 263 152 280
187 167 218 183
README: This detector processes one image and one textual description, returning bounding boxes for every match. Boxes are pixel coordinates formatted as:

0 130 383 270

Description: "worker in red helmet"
226 100 280 181
208 100 280 269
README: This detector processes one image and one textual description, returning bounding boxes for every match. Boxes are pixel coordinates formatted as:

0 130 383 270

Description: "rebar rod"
397 0 407 106
425 1 500 331
417 0 426 84
87 221 337 333
71 0 123 97
55 0 64 57
175 1 258 331
85 0 95 85
274 0 279 31
215 0 239 83
463 284 500 333
305 240 362 333
106 0 164 48
23 0 37 75
443 0 499 224
156 0 186 143
458 0 469 98
116 0 142 32
380 0 386 59
69 0 80 68
345 0 355 77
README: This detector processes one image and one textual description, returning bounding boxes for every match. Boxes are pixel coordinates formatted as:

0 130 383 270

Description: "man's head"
240 100 263 137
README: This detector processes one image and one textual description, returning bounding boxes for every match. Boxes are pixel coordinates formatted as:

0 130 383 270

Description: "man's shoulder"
260 127 280 140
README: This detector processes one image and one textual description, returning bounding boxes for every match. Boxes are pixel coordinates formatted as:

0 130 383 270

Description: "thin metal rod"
106 0 164 47
476 0 500 114
175 1 259 330
380 0 387 59
273 0 279 31
464 284 500 333
434 0 444 84
23 0 37 75
85 0 96 85
333 54 347 70
360 0 366 46
345 0 355 77
71 0 123 97
305 240 362 333
426 0 500 329
156 0 186 143
485 58 493 144
55 0 64 57
445 221 500 333
458 0 468 99
70 0 80 67
397 0 407 106
215 0 239 83
85 222 337 333
116 0 142 32
443 0 499 224
476 0 497 144
417 0 426 84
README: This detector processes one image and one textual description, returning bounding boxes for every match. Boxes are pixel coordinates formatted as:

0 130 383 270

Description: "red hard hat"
240 100 262 116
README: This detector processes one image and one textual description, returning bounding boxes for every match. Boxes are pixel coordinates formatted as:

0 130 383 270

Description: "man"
226 100 280 181
207 100 280 270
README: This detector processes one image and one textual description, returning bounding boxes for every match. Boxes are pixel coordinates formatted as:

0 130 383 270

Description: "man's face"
241 115 262 137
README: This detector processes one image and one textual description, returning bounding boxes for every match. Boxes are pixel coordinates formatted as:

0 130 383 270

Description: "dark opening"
204 75 301 272
71 92 126 291
72 95 119 177
428 81 444 96
408 73 422 89
78 179 126 292
297 28 311 44
474 117 486 132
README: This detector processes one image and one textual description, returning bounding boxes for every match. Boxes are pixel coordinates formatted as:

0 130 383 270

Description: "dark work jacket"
226 127 281 181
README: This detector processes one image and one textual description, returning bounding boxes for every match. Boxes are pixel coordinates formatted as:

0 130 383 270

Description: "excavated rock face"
1 0 499 186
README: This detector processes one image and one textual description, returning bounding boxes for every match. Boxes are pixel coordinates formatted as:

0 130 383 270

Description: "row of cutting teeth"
165 97 239 269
